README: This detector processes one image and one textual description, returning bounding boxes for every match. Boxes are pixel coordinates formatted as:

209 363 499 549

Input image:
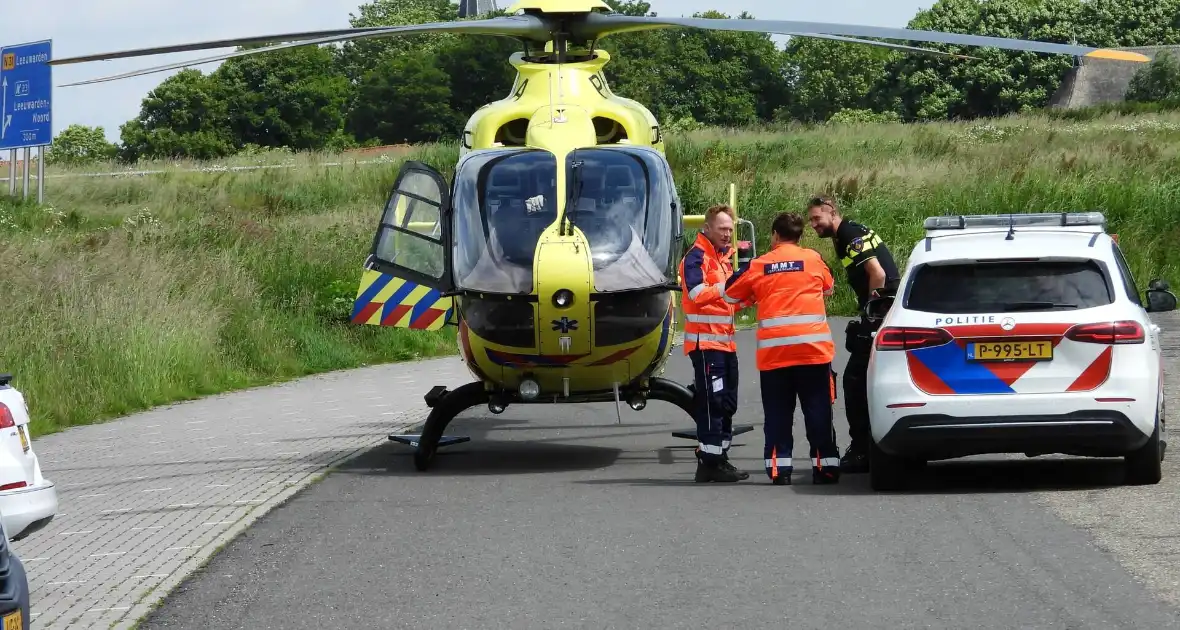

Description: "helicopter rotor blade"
577 14 1150 62
48 27 392 66
784 33 978 60
55 16 550 87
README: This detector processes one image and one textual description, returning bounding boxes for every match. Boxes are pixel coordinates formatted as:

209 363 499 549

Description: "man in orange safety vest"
720 212 841 486
678 204 751 483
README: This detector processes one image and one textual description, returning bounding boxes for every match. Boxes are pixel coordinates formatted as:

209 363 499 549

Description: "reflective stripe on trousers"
765 456 841 468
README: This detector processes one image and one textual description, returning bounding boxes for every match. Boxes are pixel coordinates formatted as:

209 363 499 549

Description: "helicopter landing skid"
390 382 489 472
657 379 754 442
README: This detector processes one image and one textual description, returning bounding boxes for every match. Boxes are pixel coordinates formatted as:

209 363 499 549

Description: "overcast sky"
4 0 933 144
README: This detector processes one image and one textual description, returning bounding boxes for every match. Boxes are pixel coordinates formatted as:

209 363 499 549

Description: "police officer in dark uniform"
806 196 900 473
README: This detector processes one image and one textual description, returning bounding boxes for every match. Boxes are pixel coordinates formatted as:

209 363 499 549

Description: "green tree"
598 8 790 128
346 54 460 144
879 0 1180 122
212 45 352 151
335 0 459 86
1126 50 1180 103
118 69 236 162
44 124 118 166
878 0 1085 121
781 38 897 123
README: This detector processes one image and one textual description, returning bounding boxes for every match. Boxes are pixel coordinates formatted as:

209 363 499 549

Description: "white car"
865 212 1176 490
0 374 57 541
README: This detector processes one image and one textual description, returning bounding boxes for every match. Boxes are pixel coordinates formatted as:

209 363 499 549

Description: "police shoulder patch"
848 237 865 253
766 260 804 274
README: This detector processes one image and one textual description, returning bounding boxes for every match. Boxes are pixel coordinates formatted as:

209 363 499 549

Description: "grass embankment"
3 111 1179 436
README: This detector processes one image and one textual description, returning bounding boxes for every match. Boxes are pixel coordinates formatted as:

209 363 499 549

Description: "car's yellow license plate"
968 340 1053 362
3 608 22 630
17 426 28 453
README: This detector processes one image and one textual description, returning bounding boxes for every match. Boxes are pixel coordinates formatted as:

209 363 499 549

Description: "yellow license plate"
3 609 21 630
968 340 1053 362
17 427 28 453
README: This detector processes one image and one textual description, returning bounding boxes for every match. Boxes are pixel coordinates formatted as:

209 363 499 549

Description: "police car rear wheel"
869 441 907 491
1124 416 1163 486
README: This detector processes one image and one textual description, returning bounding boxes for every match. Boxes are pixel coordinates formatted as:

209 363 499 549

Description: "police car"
864 212 1177 491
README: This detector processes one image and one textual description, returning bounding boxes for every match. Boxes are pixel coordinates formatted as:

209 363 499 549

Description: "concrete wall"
1050 45 1180 109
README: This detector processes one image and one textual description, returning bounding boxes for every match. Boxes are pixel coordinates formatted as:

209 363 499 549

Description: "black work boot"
812 468 840 484
695 459 743 483
840 445 870 473
770 474 791 485
719 457 750 480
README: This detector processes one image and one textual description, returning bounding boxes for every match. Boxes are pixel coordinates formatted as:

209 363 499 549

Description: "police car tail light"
1064 321 1145 345
874 327 952 351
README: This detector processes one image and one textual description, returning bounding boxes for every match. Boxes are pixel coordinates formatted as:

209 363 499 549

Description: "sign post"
0 39 52 202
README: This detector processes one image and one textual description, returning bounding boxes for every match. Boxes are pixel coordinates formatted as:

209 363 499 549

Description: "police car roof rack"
922 211 1107 232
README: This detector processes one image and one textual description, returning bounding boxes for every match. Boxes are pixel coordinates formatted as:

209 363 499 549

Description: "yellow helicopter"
49 0 1149 471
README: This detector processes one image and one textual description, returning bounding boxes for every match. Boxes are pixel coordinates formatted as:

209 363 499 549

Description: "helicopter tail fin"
351 268 454 331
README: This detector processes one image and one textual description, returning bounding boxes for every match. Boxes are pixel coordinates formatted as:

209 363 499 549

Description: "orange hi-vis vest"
720 241 835 371
678 232 741 354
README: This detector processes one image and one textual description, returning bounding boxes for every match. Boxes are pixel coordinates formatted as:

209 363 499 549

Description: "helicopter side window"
451 149 558 294
565 147 677 292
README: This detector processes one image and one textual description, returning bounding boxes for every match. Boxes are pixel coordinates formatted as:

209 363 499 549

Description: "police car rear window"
905 260 1113 314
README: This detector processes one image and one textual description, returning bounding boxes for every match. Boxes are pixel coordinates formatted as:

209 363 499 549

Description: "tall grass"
3 109 1179 436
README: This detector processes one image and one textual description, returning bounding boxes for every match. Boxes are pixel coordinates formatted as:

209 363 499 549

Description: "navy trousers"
688 349 739 462
759 362 841 481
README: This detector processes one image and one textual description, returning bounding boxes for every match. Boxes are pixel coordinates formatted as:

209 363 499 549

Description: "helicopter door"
351 161 456 331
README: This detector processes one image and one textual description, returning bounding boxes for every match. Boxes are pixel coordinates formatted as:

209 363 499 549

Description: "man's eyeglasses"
808 196 835 209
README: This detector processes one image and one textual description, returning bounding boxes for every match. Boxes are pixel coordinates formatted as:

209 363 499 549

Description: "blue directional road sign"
0 39 52 150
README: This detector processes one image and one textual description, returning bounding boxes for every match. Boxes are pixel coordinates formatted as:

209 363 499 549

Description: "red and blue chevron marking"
351 271 451 329
906 322 1075 395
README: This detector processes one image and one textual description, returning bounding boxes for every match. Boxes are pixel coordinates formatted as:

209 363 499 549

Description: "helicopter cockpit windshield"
452 149 559 294
565 147 678 292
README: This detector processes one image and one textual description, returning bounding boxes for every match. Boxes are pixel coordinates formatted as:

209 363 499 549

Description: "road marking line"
58 530 92 536
88 607 130 612
89 552 125 557
130 574 167 579
100 508 131 513
166 546 201 551
142 488 171 492
203 520 234 526
47 580 87 585
130 526 165 531
77 493 106 498
205 484 233 488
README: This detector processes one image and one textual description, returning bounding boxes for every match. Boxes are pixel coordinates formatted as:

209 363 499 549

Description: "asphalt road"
138 321 1180 629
